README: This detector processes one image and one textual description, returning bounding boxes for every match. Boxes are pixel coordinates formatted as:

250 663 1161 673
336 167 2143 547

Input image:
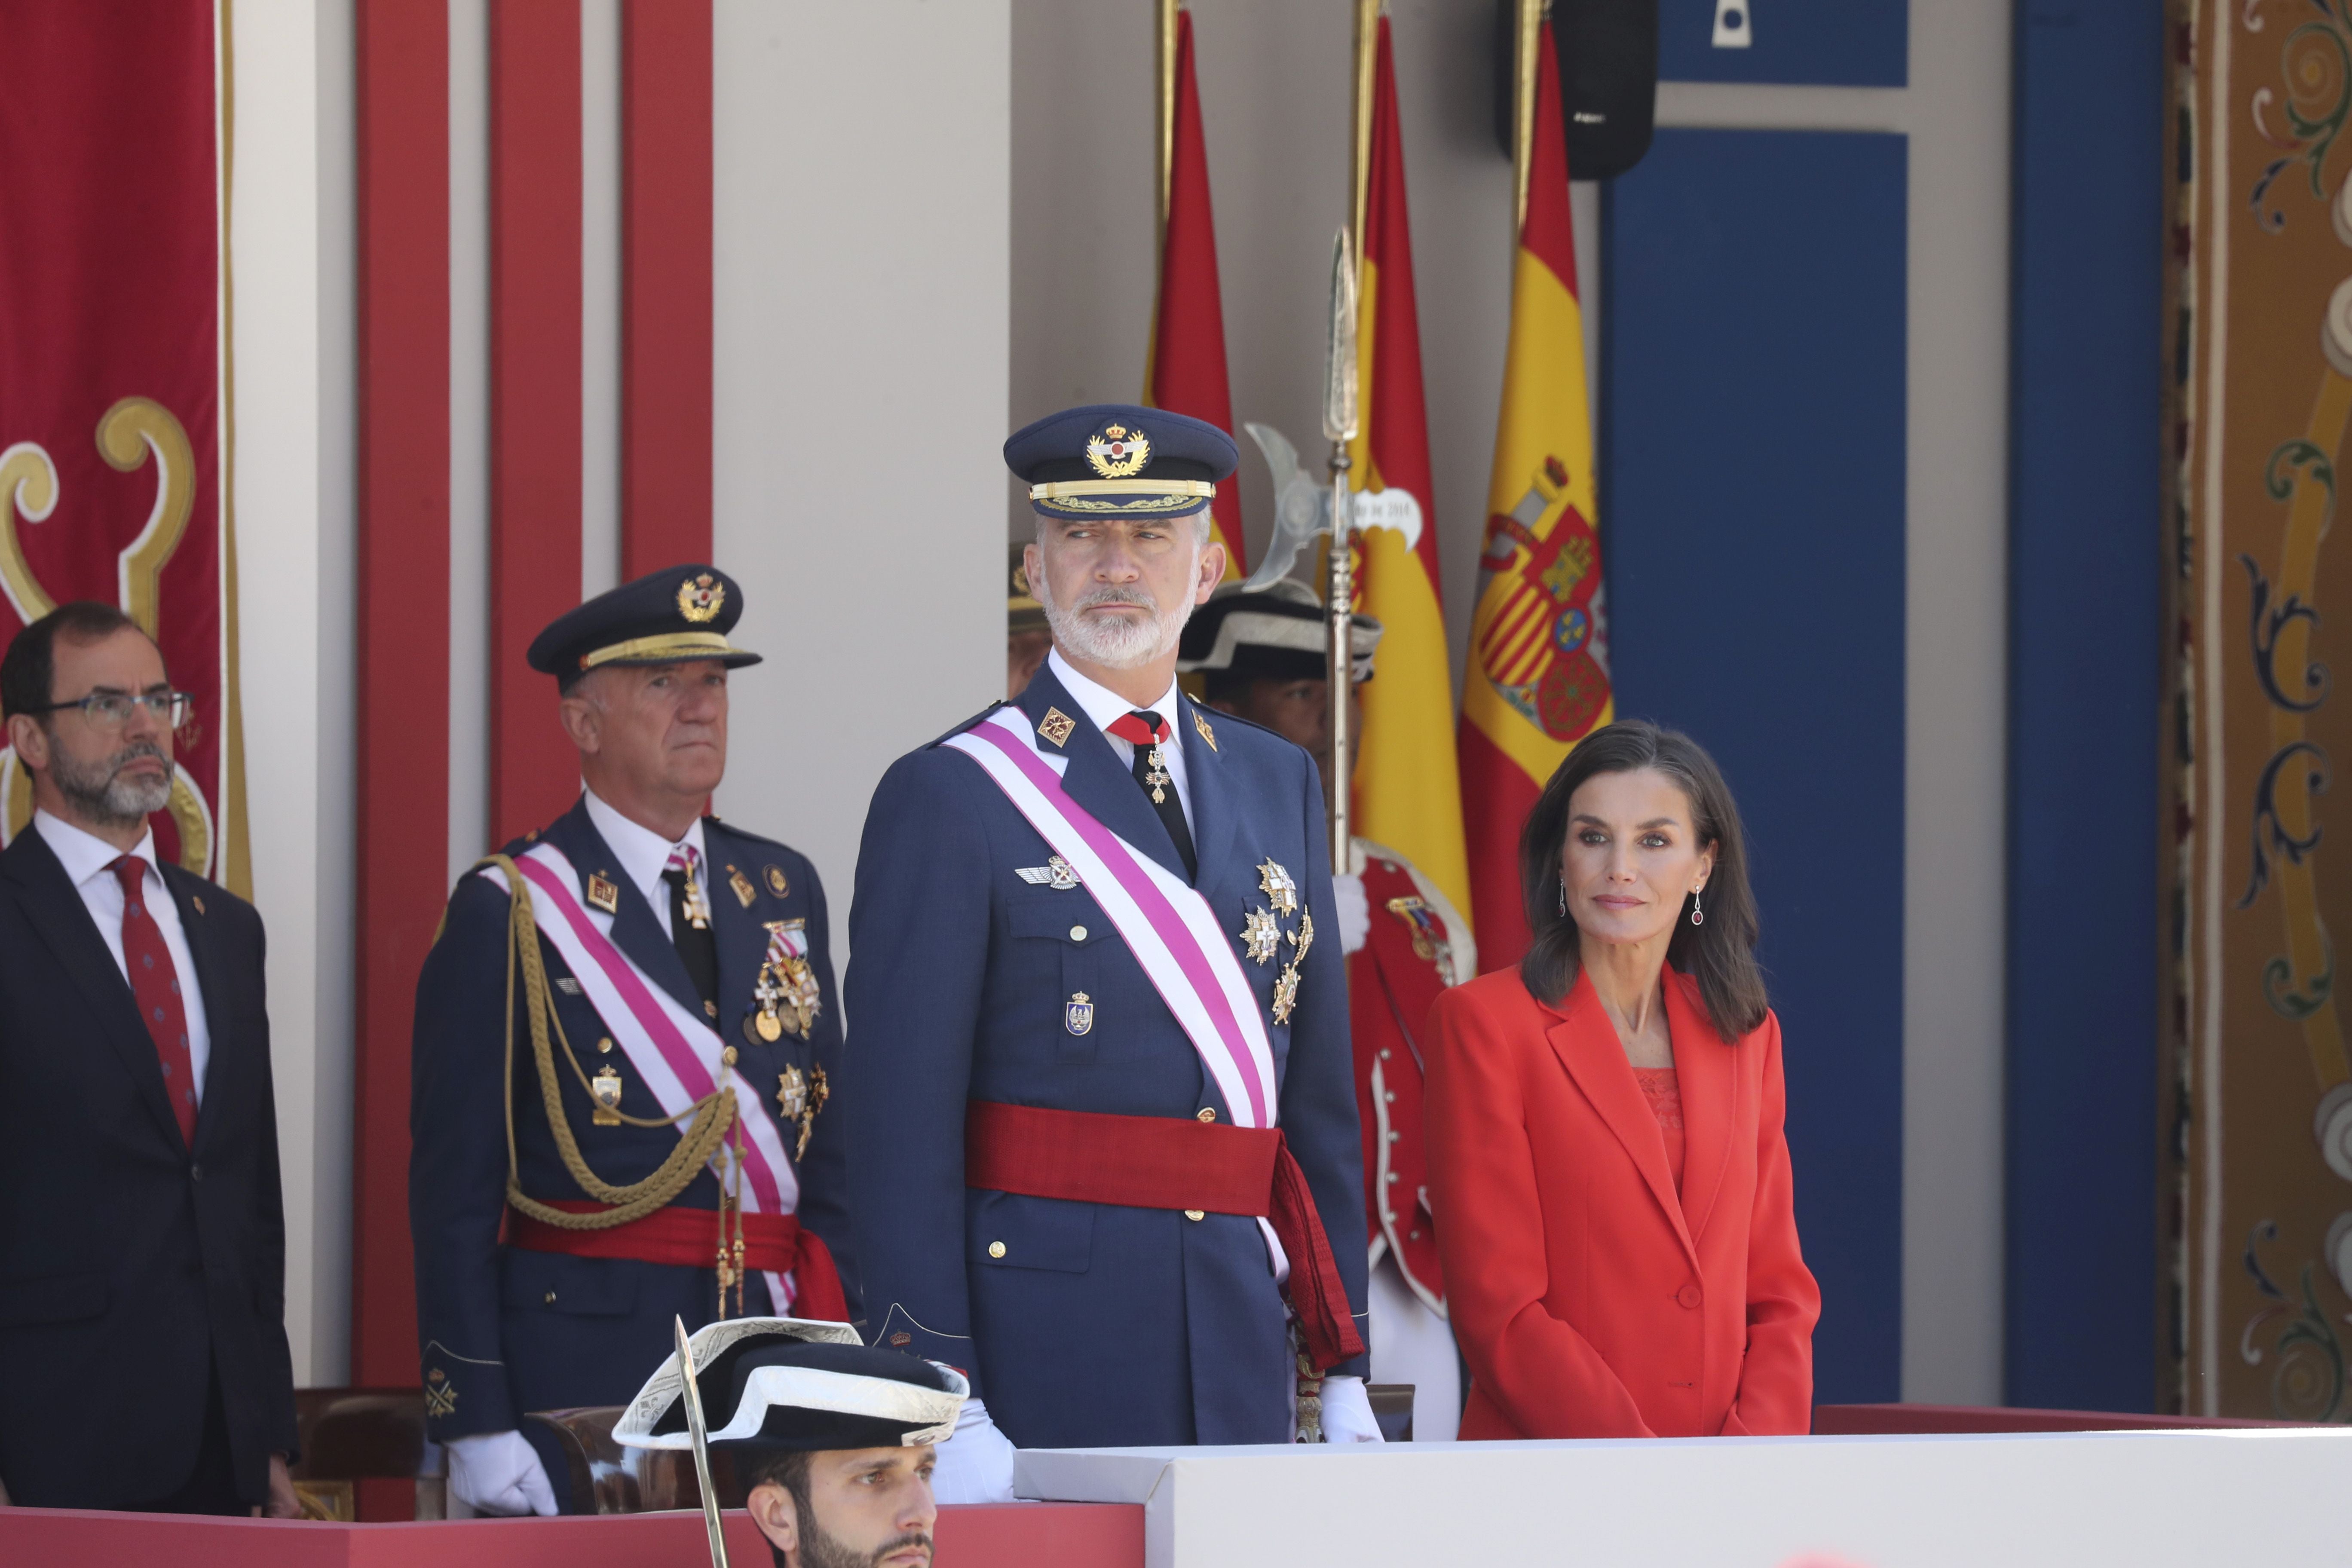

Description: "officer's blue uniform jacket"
409 796 852 1481
842 666 1369 1448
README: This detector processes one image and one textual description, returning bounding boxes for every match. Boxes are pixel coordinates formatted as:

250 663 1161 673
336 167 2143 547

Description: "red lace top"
1633 1066 1685 1196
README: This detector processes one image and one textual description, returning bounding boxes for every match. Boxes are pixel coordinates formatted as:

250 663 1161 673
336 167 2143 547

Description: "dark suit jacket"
0 826 297 1507
842 669 1368 1449
1425 968 1819 1439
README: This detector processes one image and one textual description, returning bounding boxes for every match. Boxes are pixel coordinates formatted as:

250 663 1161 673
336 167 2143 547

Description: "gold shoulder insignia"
1192 710 1217 751
1038 707 1077 747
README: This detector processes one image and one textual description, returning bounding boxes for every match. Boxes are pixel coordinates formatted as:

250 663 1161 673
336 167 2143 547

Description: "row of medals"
1041 842 1314 1031
586 904 830 1159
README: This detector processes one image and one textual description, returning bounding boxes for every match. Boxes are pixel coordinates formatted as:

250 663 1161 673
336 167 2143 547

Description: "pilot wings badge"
1085 422 1150 478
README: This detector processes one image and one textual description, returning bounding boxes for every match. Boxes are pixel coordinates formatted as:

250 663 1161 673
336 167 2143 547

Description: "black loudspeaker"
1491 0 1660 182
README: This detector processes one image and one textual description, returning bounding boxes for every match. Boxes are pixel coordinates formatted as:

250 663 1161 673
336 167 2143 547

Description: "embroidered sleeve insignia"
1038 707 1078 747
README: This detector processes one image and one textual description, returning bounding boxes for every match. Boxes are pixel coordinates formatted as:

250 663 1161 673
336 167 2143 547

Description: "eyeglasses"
26 690 193 729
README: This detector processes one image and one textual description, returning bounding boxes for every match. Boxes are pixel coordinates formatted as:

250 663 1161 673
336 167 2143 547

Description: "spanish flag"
1144 7 1245 577
1346 15 1470 923
1458 21 1611 965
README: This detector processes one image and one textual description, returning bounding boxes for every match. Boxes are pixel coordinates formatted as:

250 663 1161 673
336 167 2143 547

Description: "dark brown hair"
1517 719 1768 1041
739 1448 814 1568
0 601 148 720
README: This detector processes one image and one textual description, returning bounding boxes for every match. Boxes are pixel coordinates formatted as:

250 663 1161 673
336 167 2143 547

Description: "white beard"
1034 553 1198 670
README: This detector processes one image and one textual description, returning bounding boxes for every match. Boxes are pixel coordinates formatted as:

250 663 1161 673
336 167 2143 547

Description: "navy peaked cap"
526 563 762 681
1006 403 1237 521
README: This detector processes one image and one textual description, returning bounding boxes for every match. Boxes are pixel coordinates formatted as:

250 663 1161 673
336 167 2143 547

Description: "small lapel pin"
191 894 205 915
586 872 620 914
1038 707 1077 747
728 866 757 908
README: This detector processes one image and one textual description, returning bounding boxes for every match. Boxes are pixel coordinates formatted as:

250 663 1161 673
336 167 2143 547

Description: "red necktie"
112 856 197 1146
1105 708 1197 881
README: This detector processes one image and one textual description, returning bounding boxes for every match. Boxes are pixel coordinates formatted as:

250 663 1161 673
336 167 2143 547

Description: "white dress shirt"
34 808 211 1105
1045 649 1194 830
581 786 708 940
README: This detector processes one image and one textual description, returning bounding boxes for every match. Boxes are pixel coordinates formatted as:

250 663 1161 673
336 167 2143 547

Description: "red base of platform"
0 1502 1143 1568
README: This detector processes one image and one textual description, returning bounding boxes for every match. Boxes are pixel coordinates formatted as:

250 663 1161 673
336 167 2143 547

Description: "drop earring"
1558 877 1568 917
1690 886 1705 927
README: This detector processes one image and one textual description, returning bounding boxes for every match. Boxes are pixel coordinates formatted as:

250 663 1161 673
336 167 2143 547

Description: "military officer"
1181 580 1474 1442
410 565 852 1516
843 404 1378 1504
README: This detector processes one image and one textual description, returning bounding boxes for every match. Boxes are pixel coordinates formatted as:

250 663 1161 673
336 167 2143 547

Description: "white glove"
1333 874 1371 955
1317 1375 1385 1444
447 1429 558 1517
928 1396 1017 1504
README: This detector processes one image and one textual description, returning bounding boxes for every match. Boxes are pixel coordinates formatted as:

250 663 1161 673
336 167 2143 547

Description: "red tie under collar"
1106 710 1171 748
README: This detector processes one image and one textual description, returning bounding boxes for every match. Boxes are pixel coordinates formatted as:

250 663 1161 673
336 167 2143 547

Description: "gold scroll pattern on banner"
0 397 212 873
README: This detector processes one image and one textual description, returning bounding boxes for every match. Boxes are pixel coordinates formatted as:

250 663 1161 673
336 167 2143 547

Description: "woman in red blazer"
1426 720 1819 1439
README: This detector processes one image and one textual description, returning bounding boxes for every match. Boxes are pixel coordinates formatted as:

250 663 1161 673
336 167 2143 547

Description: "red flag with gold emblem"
1457 22 1611 965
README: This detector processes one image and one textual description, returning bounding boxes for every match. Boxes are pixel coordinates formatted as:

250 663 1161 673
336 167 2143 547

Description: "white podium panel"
1016 1430 2352 1568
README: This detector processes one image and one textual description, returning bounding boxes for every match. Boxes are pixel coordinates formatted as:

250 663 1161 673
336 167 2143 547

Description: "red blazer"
1424 966 1819 1439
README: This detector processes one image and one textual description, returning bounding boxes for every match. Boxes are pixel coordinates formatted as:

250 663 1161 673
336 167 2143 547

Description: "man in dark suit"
0 601 298 1516
844 406 1377 1504
410 565 853 1516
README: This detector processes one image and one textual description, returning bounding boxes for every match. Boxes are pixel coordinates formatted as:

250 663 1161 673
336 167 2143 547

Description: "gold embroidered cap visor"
577 631 761 673
1027 478 1217 520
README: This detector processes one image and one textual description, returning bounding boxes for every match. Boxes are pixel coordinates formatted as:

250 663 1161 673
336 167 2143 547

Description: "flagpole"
1512 0 1543 236
1322 229 1359 872
1349 0 1380 279
1155 0 1180 241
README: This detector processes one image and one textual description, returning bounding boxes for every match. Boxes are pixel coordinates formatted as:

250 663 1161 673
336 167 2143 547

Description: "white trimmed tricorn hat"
614 1317 968 1454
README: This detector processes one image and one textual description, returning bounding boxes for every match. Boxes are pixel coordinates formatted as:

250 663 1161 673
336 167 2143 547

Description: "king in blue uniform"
409 565 854 1516
843 406 1378 1502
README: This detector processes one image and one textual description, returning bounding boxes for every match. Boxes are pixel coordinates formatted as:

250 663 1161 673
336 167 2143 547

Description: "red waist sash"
506 1200 848 1323
965 1101 1366 1372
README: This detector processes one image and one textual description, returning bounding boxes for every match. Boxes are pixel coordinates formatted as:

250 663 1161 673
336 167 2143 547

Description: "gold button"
543 1291 557 1305
1383 1090 1395 1103
1184 1210 1205 1222
598 1037 614 1054
1387 1130 1401 1142
1386 1171 1400 1182
1196 1107 1216 1122
1069 925 1088 942
704 1001 719 1017
988 1241 1007 1259
1378 1048 1391 1060
722 1046 739 1066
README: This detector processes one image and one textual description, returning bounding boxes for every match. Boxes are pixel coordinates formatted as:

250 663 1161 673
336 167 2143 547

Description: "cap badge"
677 572 725 624
1085 423 1151 479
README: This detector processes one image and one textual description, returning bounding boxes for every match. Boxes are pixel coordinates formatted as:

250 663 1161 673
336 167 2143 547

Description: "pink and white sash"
945 707 1280 1132
481 843 802 1307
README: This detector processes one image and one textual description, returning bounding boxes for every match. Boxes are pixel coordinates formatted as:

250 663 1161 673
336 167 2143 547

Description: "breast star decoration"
1257 858 1299 916
1240 906 1282 965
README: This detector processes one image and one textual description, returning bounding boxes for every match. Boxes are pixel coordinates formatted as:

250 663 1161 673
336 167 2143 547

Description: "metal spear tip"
1322 226 1360 446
